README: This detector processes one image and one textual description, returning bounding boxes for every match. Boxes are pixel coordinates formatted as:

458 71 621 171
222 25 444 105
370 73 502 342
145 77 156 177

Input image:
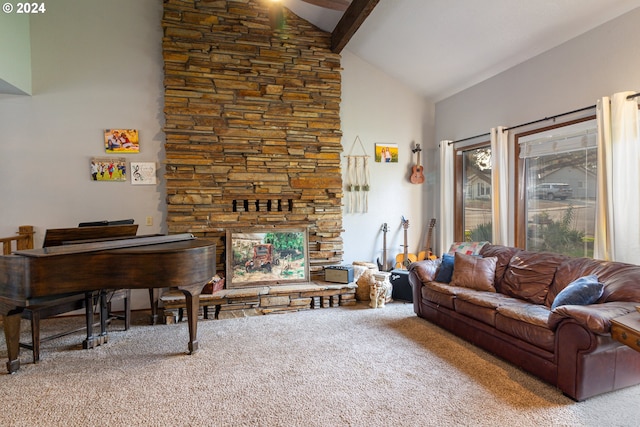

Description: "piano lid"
13 233 196 258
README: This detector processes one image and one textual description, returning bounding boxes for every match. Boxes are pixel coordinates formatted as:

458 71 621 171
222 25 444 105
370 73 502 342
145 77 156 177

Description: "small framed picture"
104 129 140 153
375 143 398 163
91 157 127 182
131 162 157 185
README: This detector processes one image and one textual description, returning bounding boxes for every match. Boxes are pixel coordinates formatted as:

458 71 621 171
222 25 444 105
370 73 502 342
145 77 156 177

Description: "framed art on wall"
131 162 157 185
104 129 140 153
375 143 398 163
226 227 309 288
91 157 127 182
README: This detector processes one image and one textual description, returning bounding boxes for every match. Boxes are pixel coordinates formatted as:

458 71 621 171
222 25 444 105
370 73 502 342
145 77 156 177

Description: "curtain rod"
503 104 595 133
448 105 595 145
447 131 490 145
448 91 640 146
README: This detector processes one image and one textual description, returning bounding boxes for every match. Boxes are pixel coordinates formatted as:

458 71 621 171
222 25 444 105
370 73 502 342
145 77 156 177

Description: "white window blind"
519 120 597 158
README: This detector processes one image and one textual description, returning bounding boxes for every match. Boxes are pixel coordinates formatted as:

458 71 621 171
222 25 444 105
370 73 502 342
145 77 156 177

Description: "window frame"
454 140 491 242
513 115 596 249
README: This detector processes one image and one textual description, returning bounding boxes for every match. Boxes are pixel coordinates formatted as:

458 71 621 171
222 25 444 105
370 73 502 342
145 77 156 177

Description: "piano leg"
99 290 109 342
148 288 160 325
3 310 22 373
83 291 108 349
179 286 201 354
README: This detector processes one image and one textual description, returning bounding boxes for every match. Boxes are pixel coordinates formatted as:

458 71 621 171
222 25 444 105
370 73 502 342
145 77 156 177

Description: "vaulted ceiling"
282 0 640 102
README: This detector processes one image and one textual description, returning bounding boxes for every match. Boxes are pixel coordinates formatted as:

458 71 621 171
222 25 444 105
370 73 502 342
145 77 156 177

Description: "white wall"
0 11 31 94
0 0 165 246
433 6 640 250
0 0 164 309
435 7 640 142
340 50 434 268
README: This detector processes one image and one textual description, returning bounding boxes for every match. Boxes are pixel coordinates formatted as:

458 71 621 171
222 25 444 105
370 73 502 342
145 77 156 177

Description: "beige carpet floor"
1 302 639 426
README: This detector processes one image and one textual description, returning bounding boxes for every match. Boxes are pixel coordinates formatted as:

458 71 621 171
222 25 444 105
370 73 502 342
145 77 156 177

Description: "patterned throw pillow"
447 241 489 256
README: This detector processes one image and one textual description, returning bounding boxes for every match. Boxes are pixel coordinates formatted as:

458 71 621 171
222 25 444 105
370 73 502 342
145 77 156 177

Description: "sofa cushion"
453 288 525 327
434 254 454 283
502 251 568 305
495 302 555 352
422 281 474 310
495 312 556 352
456 290 522 309
450 252 498 292
424 281 482 298
479 244 522 293
550 274 604 310
421 286 456 309
550 257 640 305
455 299 499 326
497 302 551 329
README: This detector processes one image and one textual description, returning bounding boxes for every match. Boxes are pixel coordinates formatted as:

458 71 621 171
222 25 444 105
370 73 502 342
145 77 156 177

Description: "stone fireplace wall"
162 0 344 280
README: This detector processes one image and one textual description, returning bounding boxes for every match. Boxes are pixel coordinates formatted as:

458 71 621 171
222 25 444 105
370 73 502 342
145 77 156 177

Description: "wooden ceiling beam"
330 0 379 53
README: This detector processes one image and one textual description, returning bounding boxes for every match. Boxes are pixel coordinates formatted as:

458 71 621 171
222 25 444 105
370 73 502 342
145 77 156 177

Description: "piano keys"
0 233 216 373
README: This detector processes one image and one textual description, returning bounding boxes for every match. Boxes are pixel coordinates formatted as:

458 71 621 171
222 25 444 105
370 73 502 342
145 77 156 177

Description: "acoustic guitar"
395 217 417 269
410 144 425 184
417 218 437 261
376 223 389 272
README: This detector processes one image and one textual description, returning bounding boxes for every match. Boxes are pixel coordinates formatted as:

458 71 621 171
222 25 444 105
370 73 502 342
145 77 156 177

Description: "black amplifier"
390 269 412 302
324 265 354 283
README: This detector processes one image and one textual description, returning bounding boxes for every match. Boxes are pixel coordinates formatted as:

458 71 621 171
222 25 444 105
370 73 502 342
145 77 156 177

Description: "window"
515 118 597 257
455 144 492 242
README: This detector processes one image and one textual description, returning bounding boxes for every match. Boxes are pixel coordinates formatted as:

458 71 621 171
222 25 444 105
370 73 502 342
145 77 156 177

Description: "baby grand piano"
0 233 216 373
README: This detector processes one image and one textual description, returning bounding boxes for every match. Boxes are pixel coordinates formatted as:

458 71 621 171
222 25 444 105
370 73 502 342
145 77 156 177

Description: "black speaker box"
390 269 412 302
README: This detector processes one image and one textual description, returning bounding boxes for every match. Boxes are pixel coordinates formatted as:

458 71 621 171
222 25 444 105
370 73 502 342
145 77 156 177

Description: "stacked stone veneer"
162 0 344 280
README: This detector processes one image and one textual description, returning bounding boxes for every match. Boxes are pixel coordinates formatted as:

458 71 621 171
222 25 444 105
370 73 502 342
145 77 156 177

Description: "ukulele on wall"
395 217 417 270
417 218 437 261
410 144 425 184
376 223 389 272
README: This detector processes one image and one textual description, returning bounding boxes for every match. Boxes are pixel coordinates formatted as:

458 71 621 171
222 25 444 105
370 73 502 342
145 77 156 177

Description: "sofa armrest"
548 301 639 334
408 259 441 317
408 259 442 283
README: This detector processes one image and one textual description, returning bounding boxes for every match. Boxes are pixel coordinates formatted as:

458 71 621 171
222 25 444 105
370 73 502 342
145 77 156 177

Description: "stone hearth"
160 282 356 324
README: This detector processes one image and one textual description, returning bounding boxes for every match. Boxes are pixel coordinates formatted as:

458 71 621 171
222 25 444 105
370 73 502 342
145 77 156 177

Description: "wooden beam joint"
330 0 379 53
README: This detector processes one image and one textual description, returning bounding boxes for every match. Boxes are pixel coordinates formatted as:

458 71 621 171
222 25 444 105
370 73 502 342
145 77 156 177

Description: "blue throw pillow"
551 274 604 310
434 254 455 283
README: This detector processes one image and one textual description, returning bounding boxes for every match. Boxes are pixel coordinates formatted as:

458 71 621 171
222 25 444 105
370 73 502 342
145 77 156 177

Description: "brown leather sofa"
408 244 640 401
